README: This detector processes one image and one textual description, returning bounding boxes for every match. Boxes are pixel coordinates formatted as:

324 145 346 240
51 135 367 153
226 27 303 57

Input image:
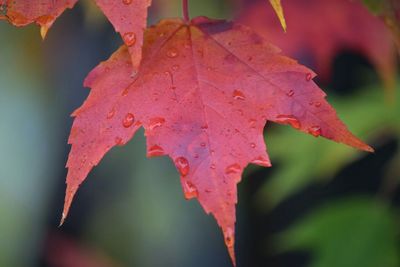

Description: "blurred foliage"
361 0 400 53
256 83 400 208
0 23 62 266
362 0 385 14
277 197 400 267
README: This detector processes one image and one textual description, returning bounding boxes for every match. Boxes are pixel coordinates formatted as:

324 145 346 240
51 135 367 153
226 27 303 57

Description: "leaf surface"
62 17 372 265
0 0 151 69
240 0 397 89
93 0 151 71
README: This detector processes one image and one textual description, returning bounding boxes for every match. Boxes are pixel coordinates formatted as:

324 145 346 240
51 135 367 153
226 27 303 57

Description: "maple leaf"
240 0 397 90
62 17 372 265
0 0 151 70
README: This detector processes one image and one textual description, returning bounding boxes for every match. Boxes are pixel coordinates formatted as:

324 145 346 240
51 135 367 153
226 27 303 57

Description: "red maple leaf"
0 0 151 70
62 17 372 265
239 0 397 89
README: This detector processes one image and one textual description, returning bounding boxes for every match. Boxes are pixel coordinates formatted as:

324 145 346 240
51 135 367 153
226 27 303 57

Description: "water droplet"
210 164 216 169
106 108 115 119
148 144 164 157
233 90 245 100
275 115 301 129
314 102 321 107
122 88 129 96
308 126 321 137
287 90 294 97
201 124 208 130
225 163 241 174
250 143 256 148
200 142 206 147
149 117 165 130
115 137 124 146
183 180 198 199
175 157 190 176
122 113 135 128
166 48 179 58
309 101 314 106
123 32 136 46
306 73 312 81
251 156 271 167
249 119 257 128
224 227 235 248
122 0 132 4
172 64 180 71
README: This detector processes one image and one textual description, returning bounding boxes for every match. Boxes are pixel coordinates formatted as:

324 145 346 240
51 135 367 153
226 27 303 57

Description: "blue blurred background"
0 0 399 267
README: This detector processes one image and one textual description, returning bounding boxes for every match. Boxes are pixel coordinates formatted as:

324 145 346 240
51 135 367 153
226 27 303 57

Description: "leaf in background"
0 0 151 71
256 84 400 208
0 0 78 38
239 0 397 90
62 17 371 265
362 0 400 54
277 197 400 267
269 0 286 32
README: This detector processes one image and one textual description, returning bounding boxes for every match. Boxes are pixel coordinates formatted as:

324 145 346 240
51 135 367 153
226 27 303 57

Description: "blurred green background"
0 0 399 267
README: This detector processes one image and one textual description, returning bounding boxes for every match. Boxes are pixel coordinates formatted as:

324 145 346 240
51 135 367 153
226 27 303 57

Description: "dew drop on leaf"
148 144 164 157
314 101 321 107
175 157 190 176
306 72 312 81
233 90 246 100
287 90 294 97
249 119 257 128
122 0 132 4
224 227 235 248
225 163 241 174
115 137 124 146
122 113 135 128
148 117 166 130
251 156 271 167
166 48 179 58
106 108 115 119
308 125 322 137
275 114 301 129
210 164 216 169
123 32 136 47
250 143 256 148
183 180 198 200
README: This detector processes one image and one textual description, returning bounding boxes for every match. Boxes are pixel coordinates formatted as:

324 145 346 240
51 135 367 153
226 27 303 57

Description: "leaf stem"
182 0 190 22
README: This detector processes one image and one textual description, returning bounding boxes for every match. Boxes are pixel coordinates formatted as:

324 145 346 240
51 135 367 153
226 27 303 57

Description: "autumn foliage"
2 0 395 265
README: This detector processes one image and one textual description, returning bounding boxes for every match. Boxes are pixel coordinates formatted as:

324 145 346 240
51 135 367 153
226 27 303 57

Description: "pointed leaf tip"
269 0 287 32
